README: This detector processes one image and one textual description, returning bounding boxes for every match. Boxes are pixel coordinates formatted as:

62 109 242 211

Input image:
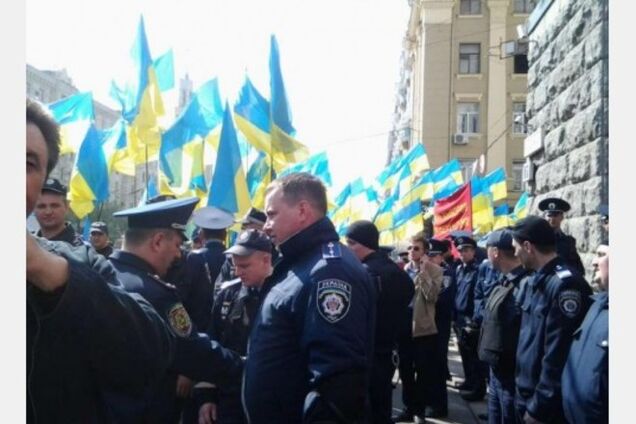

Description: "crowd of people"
26 98 608 424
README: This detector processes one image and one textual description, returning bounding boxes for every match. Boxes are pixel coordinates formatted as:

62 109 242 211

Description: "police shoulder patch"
167 303 193 337
558 289 582 318
316 279 352 323
321 242 342 259
555 266 573 280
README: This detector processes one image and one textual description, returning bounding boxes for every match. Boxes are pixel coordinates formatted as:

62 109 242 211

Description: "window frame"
513 0 536 14
459 43 481 74
512 102 527 135
460 0 482 15
511 160 525 191
457 102 480 134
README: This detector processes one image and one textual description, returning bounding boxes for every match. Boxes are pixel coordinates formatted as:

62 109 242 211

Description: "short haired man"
511 216 592 423
561 248 608 424
198 229 274 424
26 98 174 422
345 220 414 424
109 198 244 422
34 177 85 246
538 197 585 275
452 236 484 399
89 221 114 257
478 229 532 424
243 173 376 423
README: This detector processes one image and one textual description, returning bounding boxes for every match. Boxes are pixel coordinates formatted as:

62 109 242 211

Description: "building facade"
523 0 608 277
391 0 537 204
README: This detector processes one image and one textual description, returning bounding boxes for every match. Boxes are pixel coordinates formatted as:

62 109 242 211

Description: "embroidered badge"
167 303 193 337
558 290 582 318
317 279 352 323
221 301 231 319
442 276 452 289
321 242 342 259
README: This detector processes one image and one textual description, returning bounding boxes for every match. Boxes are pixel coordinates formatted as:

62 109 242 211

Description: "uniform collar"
110 250 158 275
505 265 528 283
592 291 609 308
529 256 562 287
278 217 339 261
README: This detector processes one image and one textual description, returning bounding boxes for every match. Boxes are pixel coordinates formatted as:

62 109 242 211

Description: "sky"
26 0 410 194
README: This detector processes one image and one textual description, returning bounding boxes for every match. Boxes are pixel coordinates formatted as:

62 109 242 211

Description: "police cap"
239 207 267 226
486 229 514 250
427 239 448 256
113 197 198 236
42 177 67 196
192 206 235 230
224 229 273 256
90 221 109 235
538 197 571 215
454 236 477 250
511 215 556 246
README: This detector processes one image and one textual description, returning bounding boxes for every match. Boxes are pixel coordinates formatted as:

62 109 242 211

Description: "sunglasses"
407 246 421 252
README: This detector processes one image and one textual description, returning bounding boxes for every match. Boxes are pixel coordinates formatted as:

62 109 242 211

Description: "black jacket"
27 238 175 424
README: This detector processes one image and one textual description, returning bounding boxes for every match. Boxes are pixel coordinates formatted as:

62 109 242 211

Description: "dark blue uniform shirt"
242 217 376 423
561 292 608 424
454 259 479 325
515 257 592 422
472 259 501 325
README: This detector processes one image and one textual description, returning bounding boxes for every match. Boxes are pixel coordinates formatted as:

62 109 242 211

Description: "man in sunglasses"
538 197 584 276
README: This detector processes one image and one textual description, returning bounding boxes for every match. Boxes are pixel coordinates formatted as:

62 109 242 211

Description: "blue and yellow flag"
137 177 159 206
101 119 135 176
207 102 251 217
234 76 275 165
484 167 508 201
47 92 94 154
373 194 397 245
511 191 529 221
246 151 273 210
110 16 165 165
153 49 175 92
68 124 110 219
160 79 223 200
493 204 513 230
269 35 310 170
471 175 494 234
278 151 332 186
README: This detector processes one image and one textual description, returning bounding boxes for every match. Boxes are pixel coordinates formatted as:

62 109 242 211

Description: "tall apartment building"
391 0 537 205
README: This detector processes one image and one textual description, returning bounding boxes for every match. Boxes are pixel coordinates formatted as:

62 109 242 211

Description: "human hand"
198 402 217 424
26 230 69 292
176 374 193 398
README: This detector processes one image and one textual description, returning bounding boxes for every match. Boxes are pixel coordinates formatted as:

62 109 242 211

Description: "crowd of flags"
43 15 530 243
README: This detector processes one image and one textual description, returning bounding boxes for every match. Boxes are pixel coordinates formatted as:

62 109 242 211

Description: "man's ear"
149 231 165 252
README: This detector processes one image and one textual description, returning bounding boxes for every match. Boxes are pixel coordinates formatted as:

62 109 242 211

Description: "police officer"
89 221 114 257
196 229 274 424
190 206 236 300
243 173 376 423
538 197 585 275
344 220 414 424
33 177 86 246
511 216 592 423
238 207 267 231
452 236 484 399
478 229 531 424
109 197 244 423
561 248 608 423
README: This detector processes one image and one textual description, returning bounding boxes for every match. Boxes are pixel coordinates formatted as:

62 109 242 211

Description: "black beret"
511 215 556 246
345 220 379 251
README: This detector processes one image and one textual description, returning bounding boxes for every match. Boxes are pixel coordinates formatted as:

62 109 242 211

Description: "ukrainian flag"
493 204 513 230
137 177 159 206
471 175 494 234
376 155 402 192
47 92 93 155
153 49 175 92
110 16 166 165
433 159 464 192
68 124 109 219
484 167 508 201
207 102 251 217
246 151 272 210
511 191 529 221
269 35 310 170
279 151 332 187
101 119 135 176
160 79 223 200
373 194 397 246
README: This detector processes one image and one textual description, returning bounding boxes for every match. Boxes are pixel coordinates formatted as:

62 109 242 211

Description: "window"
514 54 528 74
458 159 476 182
514 0 536 14
459 44 481 74
512 102 527 134
512 161 525 191
457 102 480 134
460 0 481 15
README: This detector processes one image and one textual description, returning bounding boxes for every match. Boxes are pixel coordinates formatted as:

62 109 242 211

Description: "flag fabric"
81 216 92 240
493 204 513 230
432 159 464 193
269 35 310 170
511 192 529 221
101 119 135 176
484 167 508 201
246 151 273 210
159 79 223 199
329 178 371 235
153 49 175 92
68 124 110 219
278 151 332 186
471 176 494 235
207 103 251 216
373 194 397 246
433 183 472 237
110 16 165 165
376 154 403 193
47 92 94 154
137 177 159 206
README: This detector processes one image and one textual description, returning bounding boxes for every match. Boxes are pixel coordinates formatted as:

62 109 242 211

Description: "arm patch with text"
316 279 352 323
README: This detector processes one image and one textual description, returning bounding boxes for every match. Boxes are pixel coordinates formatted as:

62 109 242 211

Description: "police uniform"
109 198 244 423
561 291 608 424
512 216 592 423
538 198 585 276
90 221 114 257
243 217 376 423
477 230 532 424
452 236 482 393
35 178 87 247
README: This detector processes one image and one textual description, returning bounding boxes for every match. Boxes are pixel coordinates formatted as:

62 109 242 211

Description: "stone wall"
525 0 608 280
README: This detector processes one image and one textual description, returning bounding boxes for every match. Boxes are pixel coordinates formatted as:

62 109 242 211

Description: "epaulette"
147 273 177 290
219 277 242 291
554 265 573 281
322 241 342 259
